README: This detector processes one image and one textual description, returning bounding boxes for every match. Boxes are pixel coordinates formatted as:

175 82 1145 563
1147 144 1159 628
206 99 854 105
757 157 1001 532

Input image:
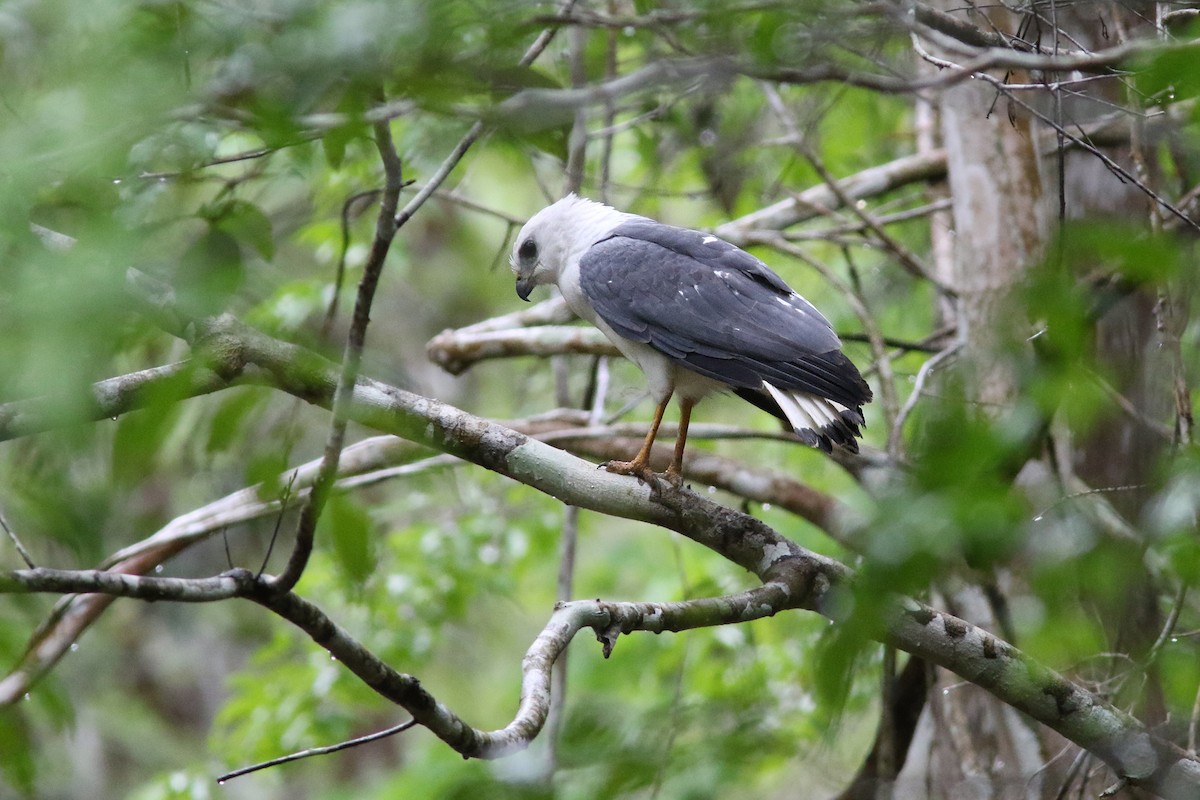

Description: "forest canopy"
1 1 1198 798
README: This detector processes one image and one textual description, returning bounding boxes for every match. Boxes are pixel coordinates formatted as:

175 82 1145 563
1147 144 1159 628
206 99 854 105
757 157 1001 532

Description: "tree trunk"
895 3 1189 796
896 7 1054 797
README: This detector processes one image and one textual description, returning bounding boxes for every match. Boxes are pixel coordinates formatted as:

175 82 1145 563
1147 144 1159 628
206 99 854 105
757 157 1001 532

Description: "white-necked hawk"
511 194 872 482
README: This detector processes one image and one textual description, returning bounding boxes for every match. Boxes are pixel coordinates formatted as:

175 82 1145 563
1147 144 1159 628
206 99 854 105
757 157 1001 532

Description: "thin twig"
839 330 949 353
392 0 581 229
257 472 297 579
398 185 525 225
269 115 404 595
217 719 418 783
1090 372 1175 442
334 454 463 490
770 198 953 239
324 189 382 337
888 342 962 459
796 135 953 296
977 72 1199 234
0 513 36 569
1146 581 1190 665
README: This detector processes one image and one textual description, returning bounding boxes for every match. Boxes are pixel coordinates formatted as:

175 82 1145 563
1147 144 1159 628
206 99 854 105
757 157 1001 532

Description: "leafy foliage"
0 1 1198 799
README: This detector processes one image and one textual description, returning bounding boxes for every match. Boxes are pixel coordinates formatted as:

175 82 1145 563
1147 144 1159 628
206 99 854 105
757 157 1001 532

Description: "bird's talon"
602 459 657 484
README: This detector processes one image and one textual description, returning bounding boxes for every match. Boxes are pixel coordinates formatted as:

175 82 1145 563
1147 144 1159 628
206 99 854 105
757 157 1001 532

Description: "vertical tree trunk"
895 4 1185 796
940 80 1049 407
895 7 1054 797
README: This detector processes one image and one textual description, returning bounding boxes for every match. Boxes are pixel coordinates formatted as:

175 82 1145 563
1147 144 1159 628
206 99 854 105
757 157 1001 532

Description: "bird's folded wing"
579 226 871 409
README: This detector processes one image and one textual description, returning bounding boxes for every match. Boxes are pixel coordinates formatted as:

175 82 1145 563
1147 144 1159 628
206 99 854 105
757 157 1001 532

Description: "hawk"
511 194 872 482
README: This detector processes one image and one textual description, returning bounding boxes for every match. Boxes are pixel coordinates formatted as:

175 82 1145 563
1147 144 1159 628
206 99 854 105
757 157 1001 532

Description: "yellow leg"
604 393 671 480
665 398 694 485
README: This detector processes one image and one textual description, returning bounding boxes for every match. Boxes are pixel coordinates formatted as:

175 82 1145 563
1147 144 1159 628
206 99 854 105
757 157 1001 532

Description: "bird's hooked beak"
515 274 535 302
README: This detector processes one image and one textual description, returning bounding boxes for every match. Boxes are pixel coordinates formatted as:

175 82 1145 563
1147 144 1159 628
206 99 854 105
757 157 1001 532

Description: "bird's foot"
600 459 684 491
600 458 656 483
662 466 684 489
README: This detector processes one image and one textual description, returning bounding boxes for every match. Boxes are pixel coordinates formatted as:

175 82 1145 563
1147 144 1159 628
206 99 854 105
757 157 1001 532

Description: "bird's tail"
762 384 865 454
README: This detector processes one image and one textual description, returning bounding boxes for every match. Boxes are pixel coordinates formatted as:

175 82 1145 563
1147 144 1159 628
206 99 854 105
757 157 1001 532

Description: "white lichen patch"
758 541 792 573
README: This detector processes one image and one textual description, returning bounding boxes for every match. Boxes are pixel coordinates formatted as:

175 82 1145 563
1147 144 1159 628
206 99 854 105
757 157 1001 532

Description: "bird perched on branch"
510 194 872 483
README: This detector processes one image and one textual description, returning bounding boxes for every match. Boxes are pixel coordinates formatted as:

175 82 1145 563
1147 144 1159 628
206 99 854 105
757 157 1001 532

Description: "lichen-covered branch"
80 312 1200 794
3 293 1197 793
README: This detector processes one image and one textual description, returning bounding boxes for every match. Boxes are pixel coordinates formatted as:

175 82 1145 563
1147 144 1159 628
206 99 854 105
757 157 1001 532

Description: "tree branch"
0 434 428 704
0 412 847 706
486 32 1197 129
910 18 1198 74
0 361 233 443
4 307 1199 794
269 116 404 596
428 321 950 374
0 568 246 601
275 0 584 593
715 108 1188 241
715 150 949 242
427 325 618 375
249 578 803 759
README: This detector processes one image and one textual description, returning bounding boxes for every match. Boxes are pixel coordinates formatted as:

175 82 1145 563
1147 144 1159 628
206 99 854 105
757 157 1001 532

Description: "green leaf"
0 711 36 795
217 200 275 260
246 448 291 502
809 621 871 729
320 494 374 584
322 129 349 169
206 388 263 454
320 87 371 170
177 226 244 314
1136 39 1200 104
112 397 180 488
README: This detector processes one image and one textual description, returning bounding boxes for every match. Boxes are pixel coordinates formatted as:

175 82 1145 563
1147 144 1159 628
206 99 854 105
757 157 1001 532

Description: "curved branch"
5 301 1199 794
0 413 844 705
257 579 799 758
112 314 1196 794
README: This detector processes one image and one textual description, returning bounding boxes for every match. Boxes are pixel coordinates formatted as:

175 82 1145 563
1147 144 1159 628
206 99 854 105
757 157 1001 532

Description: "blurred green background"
1 1 1198 798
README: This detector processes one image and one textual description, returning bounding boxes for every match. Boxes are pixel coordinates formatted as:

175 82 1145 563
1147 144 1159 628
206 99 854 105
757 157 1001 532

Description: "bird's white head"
510 194 635 301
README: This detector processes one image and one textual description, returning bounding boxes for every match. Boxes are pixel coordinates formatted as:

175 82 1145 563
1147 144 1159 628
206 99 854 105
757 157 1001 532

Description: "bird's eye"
518 239 538 262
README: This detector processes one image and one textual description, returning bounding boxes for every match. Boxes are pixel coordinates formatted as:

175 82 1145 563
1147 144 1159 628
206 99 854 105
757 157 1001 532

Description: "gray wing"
578 221 871 408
